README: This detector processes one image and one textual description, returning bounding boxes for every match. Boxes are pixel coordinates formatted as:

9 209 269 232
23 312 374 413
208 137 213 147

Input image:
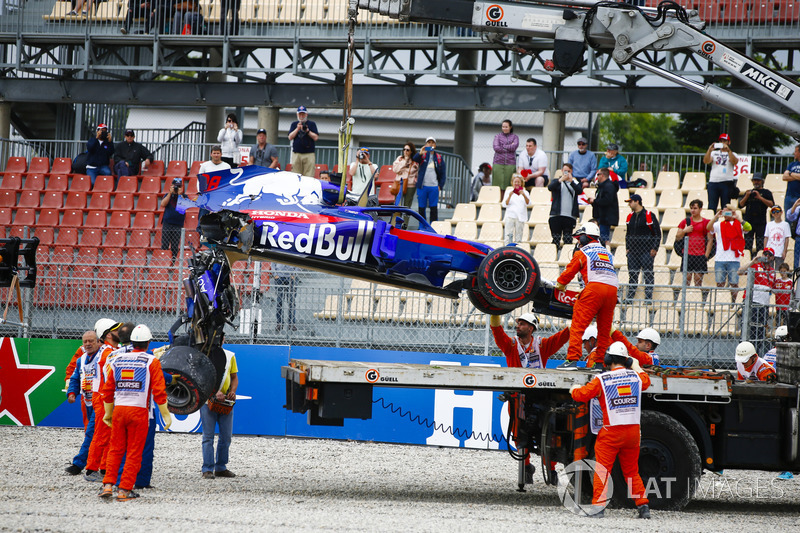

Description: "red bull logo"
554 288 578 306
259 220 374 263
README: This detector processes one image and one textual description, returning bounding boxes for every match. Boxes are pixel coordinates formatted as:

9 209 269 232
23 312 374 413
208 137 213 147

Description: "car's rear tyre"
160 346 217 415
476 246 540 308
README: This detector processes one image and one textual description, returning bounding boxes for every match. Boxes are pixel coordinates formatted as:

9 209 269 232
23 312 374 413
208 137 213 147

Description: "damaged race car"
159 166 576 413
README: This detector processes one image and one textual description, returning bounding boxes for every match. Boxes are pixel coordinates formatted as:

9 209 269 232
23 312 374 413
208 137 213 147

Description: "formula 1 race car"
160 166 576 413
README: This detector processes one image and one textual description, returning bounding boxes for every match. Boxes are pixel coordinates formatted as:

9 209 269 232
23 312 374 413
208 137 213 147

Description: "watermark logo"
556 459 612 516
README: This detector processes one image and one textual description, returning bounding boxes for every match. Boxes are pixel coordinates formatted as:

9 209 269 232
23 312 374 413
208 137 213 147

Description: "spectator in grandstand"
738 248 776 355
502 175 530 244
160 178 186 261
782 144 800 213
676 199 712 287
248 128 279 168
704 133 739 213
318 170 331 182
548 162 581 248
734 341 776 382
774 263 792 327
492 120 519 191
348 147 378 198
471 162 491 201
288 106 319 178
120 0 152 34
708 204 746 300
68 0 92 16
219 0 241 35
765 206 790 268
597 143 628 187
567 137 597 185
412 137 446 222
217 113 243 168
272 262 300 332
113 129 153 177
516 137 548 189
585 167 619 243
393 142 419 213
624 194 661 302
86 123 115 187
196 145 231 232
169 0 205 35
738 172 774 255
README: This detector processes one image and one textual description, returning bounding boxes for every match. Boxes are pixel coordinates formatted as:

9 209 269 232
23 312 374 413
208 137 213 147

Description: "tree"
596 113 679 153
674 113 792 154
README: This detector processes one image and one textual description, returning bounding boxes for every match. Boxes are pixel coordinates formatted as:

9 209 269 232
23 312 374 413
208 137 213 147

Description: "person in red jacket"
99 325 172 502
570 341 652 519
556 222 619 366
735 341 777 382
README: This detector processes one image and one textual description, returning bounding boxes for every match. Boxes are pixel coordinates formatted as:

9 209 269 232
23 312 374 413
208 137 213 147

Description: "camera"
714 142 723 149
99 131 109 141
357 152 366 160
172 178 182 191
723 210 733 217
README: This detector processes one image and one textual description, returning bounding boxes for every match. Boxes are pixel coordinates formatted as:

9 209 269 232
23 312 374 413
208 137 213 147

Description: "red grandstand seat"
95 265 121 306
36 208 60 227
51 158 72 175
51 245 74 263
104 229 128 248
150 248 173 266
189 161 203 177
85 210 108 228
0 191 15 207
70 174 92 192
41 191 63 209
63 263 94 308
8 226 28 239
376 165 395 185
4 157 27 174
139 176 162 194
12 208 36 227
116 271 140 309
60 209 84 228
166 160 188 177
0 207 11 226
63 192 86 210
48 174 71 192
23 174 46 191
133 212 156 229
377 184 399 205
100 247 124 265
185 176 199 195
18 191 40 208
129 229 153 249
75 246 99 265
108 212 130 228
184 230 201 250
1 173 22 190
115 175 138 193
183 209 198 230
139 266 174 311
34 227 55 246
34 264 59 307
93 175 115 193
141 161 165 177
28 157 50 175
36 245 51 265
125 248 148 265
112 193 135 212
134 193 159 212
80 228 103 247
776 0 800 22
88 192 111 211
284 163 292 172
55 227 78 246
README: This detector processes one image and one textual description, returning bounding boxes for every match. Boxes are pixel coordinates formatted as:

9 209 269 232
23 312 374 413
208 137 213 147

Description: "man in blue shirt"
86 123 115 186
288 106 319 178
783 144 800 214
160 178 186 261
598 143 628 188
567 137 597 186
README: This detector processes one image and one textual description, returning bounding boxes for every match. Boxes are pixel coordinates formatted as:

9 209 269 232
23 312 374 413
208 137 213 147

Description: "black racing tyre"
160 346 217 415
476 246 540 308
467 277 512 315
610 410 701 511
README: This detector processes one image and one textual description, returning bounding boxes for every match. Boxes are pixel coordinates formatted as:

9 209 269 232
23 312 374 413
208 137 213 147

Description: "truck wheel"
476 247 540 308
160 346 217 415
610 410 701 511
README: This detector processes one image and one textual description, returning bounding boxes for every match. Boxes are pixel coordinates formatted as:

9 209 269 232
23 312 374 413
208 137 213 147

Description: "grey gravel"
0 426 797 532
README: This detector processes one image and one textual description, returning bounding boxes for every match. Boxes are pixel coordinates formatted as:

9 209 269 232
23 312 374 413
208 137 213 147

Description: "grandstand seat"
75 245 99 265
112 193 135 212
55 227 79 246
125 248 148 265
189 161 203 177
129 229 153 249
556 246 574 267
22 174 46 191
656 189 684 211
141 161 165 177
736 173 754 192
476 203 502 225
629 171 653 189
104 229 128 248
115 175 138 193
479 222 505 242
430 221 451 235
34 227 55 246
376 165 395 185
663 227 679 251
527 206 549 225
453 221 478 240
139 176 162 193
4 157 27 174
28 157 50 175
8 226 29 239
61 209 84 228
139 267 174 311
150 249 173 266
654 171 680 193
100 247 124 265
529 223 552 244
475 186 501 206
185 176 199 195
135 193 159 212
36 208 59 227
610 225 626 247
635 188 656 207
51 158 72 174
183 210 198 230
0 173 22 190
684 190 708 208
681 172 706 192
133 212 156 229
85 210 108 228
88 192 111 211
0 207 11 227
92 175 115 193
617 188 632 204
109 212 131 228
184 230 201 250
80 228 103 247
528 188 551 206
48 174 71 192
0 190 16 208
764 173 786 193
18 191 40 208
166 160 188 177
63 192 86 210
533 243 558 264
377 184 399 206
62 264 95 308
449 203 476 224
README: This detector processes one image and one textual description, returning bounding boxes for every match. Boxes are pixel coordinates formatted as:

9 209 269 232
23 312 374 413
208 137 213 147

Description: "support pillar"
205 57 226 145
0 101 11 140
258 105 280 146
729 114 749 155
454 50 478 172
543 111 566 179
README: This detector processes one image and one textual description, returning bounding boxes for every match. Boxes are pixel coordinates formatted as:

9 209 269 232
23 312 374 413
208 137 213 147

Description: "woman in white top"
503 175 530 244
217 113 243 167
348 147 378 197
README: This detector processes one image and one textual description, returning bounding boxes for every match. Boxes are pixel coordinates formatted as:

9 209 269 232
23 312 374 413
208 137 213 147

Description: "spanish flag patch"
616 384 632 396
597 251 611 262
120 369 135 380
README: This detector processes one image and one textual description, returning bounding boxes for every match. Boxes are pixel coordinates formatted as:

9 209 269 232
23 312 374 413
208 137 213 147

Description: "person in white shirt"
516 137 548 189
764 205 791 268
217 113 243 167
347 147 378 198
703 133 739 212
196 146 232 233
502 175 530 244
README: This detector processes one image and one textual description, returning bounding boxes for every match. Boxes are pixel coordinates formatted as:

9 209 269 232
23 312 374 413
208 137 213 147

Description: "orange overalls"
100 349 167 492
737 356 776 381
85 344 114 472
558 242 618 362
572 368 651 507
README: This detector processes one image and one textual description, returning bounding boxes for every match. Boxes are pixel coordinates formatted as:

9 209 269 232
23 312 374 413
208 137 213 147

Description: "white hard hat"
574 221 601 239
607 341 629 358
94 318 118 339
636 327 661 346
517 313 539 329
735 341 757 363
130 324 152 342
582 325 598 341
775 325 788 341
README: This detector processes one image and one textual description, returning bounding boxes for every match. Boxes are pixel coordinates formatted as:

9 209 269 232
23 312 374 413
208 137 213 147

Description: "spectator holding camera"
502 175 530 244
412 137 447 222
160 178 186 261
708 204 747 300
217 113 243 168
348 147 378 197
288 105 319 177
704 133 739 212
86 123 115 186
113 129 153 177
738 172 774 255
